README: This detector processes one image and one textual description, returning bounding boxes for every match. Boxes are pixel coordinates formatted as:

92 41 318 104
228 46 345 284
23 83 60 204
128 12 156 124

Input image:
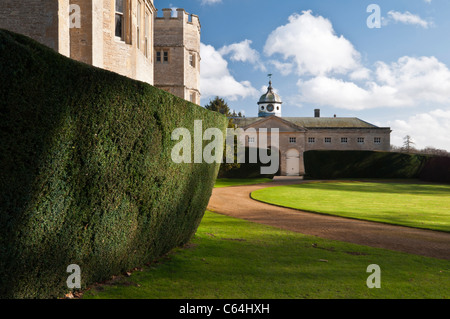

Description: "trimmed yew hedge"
304 150 429 180
0 29 227 298
419 156 450 183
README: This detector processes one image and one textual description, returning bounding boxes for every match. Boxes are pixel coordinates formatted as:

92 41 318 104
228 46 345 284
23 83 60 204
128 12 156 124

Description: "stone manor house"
1 1 391 177
233 81 391 176
0 0 201 104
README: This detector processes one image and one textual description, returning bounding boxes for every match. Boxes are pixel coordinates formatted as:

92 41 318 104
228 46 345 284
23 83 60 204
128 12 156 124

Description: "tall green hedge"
419 156 450 183
304 150 429 179
0 29 227 298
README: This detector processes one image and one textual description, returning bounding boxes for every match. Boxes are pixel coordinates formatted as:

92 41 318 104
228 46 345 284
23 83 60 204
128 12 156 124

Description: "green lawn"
83 211 449 299
214 178 273 188
252 181 450 232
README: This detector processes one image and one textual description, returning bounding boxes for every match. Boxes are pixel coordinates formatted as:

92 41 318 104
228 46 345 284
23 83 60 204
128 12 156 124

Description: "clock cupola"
258 79 282 117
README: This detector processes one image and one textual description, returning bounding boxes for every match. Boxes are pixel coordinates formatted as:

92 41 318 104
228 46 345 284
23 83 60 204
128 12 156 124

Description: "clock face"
267 104 274 112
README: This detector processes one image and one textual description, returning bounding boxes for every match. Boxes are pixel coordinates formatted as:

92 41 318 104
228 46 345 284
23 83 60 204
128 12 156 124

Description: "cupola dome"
258 80 282 117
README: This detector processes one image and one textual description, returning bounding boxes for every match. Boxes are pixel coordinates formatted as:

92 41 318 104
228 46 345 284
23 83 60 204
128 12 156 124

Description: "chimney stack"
314 109 320 118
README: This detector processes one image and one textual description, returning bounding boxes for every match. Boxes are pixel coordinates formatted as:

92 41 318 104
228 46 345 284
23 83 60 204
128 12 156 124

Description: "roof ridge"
231 116 384 129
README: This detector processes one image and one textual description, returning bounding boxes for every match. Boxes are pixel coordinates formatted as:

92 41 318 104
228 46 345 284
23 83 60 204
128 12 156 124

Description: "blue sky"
155 0 450 151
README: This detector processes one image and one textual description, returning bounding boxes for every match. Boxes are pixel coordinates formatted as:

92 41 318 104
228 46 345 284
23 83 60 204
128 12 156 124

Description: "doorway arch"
286 148 300 176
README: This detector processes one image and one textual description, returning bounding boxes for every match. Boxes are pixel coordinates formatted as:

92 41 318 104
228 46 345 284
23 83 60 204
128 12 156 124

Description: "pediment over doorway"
241 115 307 133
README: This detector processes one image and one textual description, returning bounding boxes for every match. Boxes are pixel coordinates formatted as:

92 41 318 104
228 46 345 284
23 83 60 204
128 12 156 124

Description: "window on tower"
156 50 169 63
189 53 196 67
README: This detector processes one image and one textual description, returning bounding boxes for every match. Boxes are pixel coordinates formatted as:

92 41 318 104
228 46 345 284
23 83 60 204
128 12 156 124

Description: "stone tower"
258 80 282 117
153 8 201 104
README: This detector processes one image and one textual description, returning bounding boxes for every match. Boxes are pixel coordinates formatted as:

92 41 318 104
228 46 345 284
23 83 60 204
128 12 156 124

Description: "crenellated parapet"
156 8 201 33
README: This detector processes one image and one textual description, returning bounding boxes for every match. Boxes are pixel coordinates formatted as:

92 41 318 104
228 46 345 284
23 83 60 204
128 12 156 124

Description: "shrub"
0 29 227 298
419 156 450 184
304 150 429 180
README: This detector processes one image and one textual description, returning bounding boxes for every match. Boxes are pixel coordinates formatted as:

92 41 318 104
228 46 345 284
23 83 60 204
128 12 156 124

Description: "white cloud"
384 11 432 28
200 43 259 102
219 39 266 71
297 76 400 110
264 10 364 77
200 0 222 5
298 56 450 110
349 67 372 81
268 60 295 76
375 56 450 104
389 109 450 150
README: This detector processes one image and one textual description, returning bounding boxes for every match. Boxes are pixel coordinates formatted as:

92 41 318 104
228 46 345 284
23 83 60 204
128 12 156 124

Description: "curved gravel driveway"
207 177 450 260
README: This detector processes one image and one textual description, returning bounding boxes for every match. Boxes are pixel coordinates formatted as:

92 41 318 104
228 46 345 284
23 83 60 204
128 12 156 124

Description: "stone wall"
183 12 201 104
0 0 70 57
278 132 306 175
59 0 71 57
97 0 154 84
70 0 93 65
304 128 391 152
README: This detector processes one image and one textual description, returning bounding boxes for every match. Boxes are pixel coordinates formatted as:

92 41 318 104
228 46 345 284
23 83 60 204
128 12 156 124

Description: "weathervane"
267 73 273 90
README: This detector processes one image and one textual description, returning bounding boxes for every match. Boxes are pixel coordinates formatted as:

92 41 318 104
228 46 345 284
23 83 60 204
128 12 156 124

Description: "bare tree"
420 147 450 157
391 139 449 156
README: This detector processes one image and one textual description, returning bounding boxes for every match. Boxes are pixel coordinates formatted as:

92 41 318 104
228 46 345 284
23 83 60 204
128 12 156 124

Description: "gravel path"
207 177 450 260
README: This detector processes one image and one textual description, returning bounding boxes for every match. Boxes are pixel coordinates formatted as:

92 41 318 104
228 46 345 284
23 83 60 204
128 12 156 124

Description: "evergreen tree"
204 96 244 118
204 97 243 176
204 96 231 116
402 135 416 153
